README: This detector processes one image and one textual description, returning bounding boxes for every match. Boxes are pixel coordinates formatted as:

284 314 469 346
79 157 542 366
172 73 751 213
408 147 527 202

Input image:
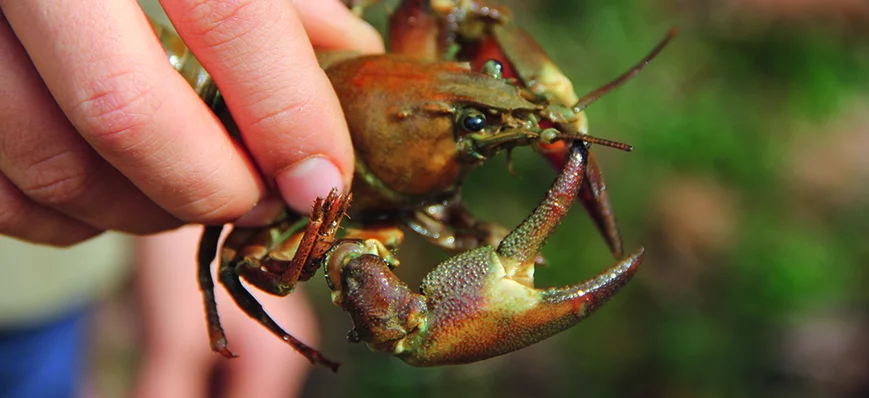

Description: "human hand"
133 226 320 398
0 0 383 246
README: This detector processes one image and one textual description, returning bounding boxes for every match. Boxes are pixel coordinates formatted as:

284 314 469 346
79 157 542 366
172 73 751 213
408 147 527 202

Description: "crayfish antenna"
578 134 634 152
573 27 677 113
548 131 633 152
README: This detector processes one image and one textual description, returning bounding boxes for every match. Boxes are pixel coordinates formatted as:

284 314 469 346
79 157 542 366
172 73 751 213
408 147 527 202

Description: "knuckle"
171 176 255 224
181 194 247 225
18 152 96 208
0 176 101 246
247 95 313 134
69 66 161 150
178 0 262 51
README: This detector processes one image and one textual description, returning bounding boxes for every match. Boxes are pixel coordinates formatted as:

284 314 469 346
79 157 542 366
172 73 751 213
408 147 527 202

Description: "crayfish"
150 0 674 371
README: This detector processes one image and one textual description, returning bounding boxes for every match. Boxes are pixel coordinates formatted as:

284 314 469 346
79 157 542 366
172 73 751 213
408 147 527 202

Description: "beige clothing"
0 234 131 327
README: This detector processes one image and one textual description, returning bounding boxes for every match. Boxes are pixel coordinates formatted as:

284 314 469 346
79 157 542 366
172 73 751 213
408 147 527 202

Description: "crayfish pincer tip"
616 246 645 277
581 246 645 310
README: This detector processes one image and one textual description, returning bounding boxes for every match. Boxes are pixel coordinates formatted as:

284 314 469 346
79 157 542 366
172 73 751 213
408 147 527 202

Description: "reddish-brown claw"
538 143 624 258
324 142 644 365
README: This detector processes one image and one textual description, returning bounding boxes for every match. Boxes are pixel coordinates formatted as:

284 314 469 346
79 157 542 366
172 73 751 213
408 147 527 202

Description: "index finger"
161 0 376 213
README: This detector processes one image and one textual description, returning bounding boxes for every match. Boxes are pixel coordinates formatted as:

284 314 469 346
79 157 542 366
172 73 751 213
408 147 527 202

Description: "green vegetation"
304 1 869 397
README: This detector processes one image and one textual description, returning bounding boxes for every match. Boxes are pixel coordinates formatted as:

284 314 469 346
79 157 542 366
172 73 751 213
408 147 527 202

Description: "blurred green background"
105 0 869 397
305 1 869 397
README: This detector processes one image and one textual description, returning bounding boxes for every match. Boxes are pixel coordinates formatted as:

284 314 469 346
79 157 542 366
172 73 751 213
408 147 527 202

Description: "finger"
294 0 384 53
135 226 215 353
223 286 319 398
135 346 211 398
134 226 318 398
161 0 355 214
134 226 214 398
0 174 100 246
0 14 181 234
1 0 267 224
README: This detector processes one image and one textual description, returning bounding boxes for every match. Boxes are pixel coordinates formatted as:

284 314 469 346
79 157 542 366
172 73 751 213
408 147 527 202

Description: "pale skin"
0 0 383 245
0 0 383 395
134 226 320 398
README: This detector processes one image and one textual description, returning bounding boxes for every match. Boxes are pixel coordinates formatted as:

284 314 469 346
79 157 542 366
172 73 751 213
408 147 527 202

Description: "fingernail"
276 157 346 214
234 197 286 226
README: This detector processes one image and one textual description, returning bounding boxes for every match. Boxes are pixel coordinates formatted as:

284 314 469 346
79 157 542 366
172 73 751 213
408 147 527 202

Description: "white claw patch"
487 277 542 315
487 257 542 314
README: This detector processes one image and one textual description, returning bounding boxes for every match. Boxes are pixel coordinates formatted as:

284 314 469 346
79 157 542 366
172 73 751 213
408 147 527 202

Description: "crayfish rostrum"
150 0 674 371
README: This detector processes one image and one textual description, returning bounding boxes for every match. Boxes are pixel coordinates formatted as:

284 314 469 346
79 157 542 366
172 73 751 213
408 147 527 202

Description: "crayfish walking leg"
197 195 353 372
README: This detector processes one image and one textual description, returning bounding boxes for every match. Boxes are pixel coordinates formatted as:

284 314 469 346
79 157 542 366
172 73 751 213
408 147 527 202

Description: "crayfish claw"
537 247 644 321
325 142 644 366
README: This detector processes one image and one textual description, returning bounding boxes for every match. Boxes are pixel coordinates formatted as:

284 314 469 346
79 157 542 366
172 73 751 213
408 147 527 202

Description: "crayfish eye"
460 109 487 132
481 60 504 80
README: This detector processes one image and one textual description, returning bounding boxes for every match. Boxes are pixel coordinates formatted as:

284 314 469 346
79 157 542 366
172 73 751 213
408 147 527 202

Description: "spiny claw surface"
325 142 644 365
400 245 643 365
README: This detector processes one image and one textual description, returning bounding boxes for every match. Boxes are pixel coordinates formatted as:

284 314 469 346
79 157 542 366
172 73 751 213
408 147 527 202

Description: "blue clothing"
0 308 88 398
